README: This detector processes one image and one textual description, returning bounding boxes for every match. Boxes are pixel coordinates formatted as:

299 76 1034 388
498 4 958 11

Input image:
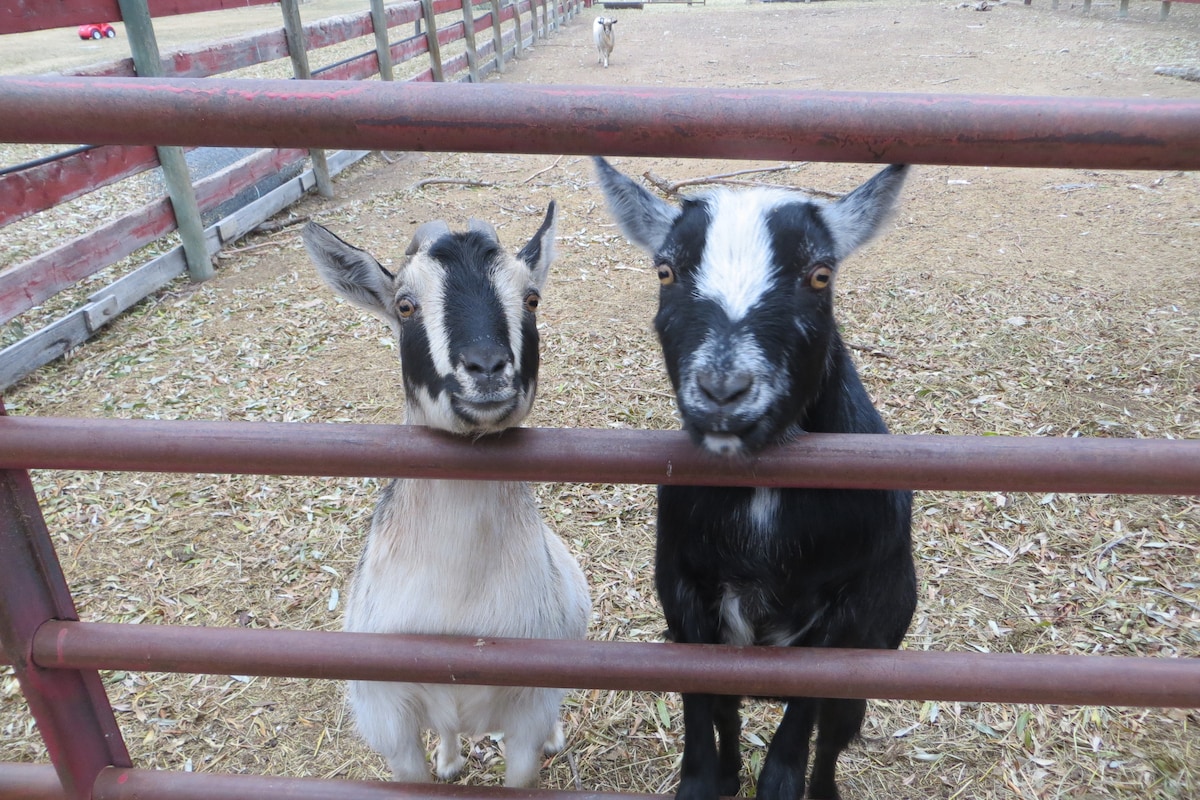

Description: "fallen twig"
407 177 499 192
522 155 564 185
252 215 310 234
642 164 795 195
641 165 841 199
1154 66 1200 83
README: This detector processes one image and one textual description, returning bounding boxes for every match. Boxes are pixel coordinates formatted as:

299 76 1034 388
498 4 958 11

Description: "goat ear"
405 219 451 255
592 156 680 254
468 217 500 243
517 200 558 289
301 222 396 318
819 164 909 260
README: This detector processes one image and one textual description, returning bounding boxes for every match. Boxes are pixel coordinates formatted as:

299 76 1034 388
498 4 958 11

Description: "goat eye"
524 292 541 313
808 265 833 290
657 264 675 285
396 296 417 318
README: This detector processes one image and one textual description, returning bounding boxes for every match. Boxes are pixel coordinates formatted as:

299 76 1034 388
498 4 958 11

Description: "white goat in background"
301 204 591 788
593 16 616 68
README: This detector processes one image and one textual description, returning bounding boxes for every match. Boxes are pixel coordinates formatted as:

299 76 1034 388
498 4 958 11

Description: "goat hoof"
543 721 567 755
757 764 804 800
677 778 721 800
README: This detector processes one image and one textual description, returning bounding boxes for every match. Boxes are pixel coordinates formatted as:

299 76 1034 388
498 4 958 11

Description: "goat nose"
461 343 510 378
696 370 753 407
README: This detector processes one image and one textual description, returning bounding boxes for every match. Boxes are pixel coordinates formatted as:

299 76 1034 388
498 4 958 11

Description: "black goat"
593 157 917 800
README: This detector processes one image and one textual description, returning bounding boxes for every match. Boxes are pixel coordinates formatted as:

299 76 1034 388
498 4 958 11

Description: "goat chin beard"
701 433 747 458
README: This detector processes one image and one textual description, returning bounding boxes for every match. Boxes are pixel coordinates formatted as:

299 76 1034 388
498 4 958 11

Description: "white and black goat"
593 16 616 68
301 204 591 788
593 158 917 800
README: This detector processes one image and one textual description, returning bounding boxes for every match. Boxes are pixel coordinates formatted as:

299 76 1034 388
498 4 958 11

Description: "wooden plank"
422 0 444 81
0 149 372 391
0 145 159 228
67 5 423 82
0 0 277 35
0 199 175 328
119 0 212 281
0 254 188 391
0 147 307 326
192 147 308 210
370 0 396 80
280 0 333 199
488 0 503 72
389 31 431 65
509 0 524 57
161 30 289 77
461 0 480 82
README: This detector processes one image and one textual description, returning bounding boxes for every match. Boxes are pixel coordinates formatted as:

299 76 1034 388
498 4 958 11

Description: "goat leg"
756 698 817 800
675 693 724 800
806 697 865 800
713 694 743 796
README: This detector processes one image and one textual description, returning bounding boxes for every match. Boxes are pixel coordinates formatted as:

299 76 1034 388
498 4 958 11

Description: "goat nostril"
697 371 753 406
462 345 510 378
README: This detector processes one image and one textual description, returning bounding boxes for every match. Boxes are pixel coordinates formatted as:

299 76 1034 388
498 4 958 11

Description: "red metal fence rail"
1 416 1200 800
1 78 1198 170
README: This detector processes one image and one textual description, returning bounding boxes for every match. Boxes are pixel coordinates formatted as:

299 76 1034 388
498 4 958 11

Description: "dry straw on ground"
3 1 1199 798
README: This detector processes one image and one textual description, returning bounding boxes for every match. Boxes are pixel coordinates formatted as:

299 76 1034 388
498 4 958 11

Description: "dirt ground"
3 1 1200 798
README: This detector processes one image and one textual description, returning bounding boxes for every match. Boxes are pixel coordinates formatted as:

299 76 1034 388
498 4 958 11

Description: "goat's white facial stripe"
695 189 797 321
405 254 454 378
488 255 528 372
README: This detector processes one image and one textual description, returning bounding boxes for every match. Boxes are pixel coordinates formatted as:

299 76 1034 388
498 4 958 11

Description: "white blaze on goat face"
694 188 798 322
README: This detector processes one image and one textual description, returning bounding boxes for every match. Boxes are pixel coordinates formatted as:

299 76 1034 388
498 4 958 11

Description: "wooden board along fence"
1022 0 1200 19
0 0 581 392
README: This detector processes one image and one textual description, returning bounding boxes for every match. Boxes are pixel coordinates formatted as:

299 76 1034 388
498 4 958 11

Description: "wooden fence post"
280 0 334 198
116 0 212 281
370 0 396 80
422 0 446 81
510 0 524 56
489 0 504 72
461 0 481 82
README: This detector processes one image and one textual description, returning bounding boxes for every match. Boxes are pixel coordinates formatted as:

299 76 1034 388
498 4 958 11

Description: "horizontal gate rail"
1 416 1198 494
1 78 1199 169
25 620 1200 708
7 764 660 800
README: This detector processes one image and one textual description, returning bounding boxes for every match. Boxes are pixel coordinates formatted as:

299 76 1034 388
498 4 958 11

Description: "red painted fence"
0 0 577 391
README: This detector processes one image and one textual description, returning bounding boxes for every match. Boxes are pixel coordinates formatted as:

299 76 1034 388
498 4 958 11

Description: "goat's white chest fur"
347 478 586 640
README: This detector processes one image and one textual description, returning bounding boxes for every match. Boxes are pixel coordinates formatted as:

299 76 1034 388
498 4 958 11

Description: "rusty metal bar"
89 766 663 800
33 620 1200 707
0 77 1199 169
1 416 1199 495
0 763 65 800
0 415 131 799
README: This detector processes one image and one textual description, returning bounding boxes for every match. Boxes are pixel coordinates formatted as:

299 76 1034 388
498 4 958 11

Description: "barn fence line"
0 0 581 391
1021 0 1200 20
